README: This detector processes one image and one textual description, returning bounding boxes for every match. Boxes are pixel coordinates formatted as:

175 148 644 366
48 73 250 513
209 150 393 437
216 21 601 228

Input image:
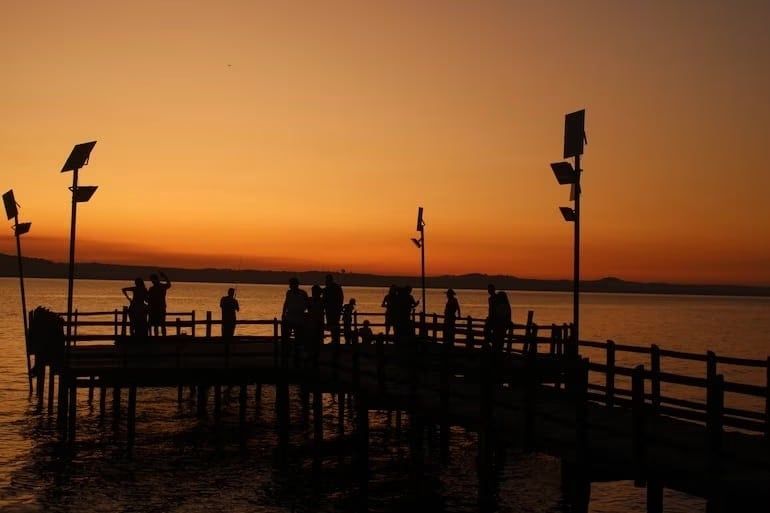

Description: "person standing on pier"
147 271 171 336
381 284 397 337
484 283 509 351
391 286 416 342
122 278 148 337
490 290 512 353
342 298 356 344
220 287 239 339
443 288 461 347
282 276 309 344
322 274 344 345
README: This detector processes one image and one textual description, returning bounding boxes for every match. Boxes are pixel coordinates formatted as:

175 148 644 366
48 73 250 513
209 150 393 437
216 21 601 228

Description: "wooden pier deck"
27 310 770 513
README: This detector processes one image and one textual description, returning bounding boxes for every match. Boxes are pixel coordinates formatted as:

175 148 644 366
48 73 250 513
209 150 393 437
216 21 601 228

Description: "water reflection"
4 385 578 513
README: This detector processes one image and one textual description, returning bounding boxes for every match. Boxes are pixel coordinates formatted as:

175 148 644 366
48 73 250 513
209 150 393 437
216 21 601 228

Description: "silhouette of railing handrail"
53 309 770 438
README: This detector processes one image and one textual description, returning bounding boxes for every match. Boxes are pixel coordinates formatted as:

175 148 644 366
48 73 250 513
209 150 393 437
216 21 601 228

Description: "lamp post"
549 109 586 355
3 189 33 390
411 206 426 318
61 141 98 348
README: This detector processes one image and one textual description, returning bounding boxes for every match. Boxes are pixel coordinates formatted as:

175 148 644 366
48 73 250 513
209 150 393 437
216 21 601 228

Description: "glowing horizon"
2 1 770 286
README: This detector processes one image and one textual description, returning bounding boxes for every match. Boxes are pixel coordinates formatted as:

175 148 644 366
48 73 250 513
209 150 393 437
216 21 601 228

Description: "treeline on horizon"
0 253 768 297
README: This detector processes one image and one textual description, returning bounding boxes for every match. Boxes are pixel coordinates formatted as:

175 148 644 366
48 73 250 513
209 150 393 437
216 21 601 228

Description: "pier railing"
40 308 770 441
27 306 770 512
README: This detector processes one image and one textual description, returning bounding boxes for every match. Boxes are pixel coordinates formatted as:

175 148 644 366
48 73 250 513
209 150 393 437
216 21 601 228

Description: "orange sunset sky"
2 1 769 285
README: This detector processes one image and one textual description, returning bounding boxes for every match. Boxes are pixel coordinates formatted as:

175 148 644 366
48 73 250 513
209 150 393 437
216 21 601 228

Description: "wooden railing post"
524 310 535 354
73 309 78 346
549 324 558 355
113 309 118 337
352 330 360 389
376 334 385 392
606 340 616 408
706 350 717 382
273 318 279 367
432 313 438 343
765 356 770 450
191 310 196 337
205 311 212 337
650 344 661 412
465 316 474 349
120 306 128 337
175 318 182 336
564 323 580 359
706 372 724 505
632 364 646 486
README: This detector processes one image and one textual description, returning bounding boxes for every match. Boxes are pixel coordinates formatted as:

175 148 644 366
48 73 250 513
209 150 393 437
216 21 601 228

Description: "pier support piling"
47 368 55 413
646 479 663 513
313 388 323 476
127 385 136 453
67 381 77 442
239 384 247 424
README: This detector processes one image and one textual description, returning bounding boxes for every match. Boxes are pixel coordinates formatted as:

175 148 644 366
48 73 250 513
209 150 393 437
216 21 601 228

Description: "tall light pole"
549 109 586 356
61 141 98 348
411 206 426 317
3 190 33 390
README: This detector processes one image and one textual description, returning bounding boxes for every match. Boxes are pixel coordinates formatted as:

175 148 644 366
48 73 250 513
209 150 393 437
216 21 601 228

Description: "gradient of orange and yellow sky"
1 1 769 285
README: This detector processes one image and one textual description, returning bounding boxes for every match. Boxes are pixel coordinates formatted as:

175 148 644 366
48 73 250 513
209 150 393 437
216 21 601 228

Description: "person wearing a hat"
443 288 461 346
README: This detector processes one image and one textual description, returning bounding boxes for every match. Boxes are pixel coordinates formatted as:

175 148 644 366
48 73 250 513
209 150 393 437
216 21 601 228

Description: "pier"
27 308 770 513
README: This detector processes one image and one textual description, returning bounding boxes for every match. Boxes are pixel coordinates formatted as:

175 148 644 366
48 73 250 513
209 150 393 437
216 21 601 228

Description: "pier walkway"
27 309 770 513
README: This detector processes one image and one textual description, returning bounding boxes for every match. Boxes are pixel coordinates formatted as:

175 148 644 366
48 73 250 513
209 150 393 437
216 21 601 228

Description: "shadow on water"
3 386 573 513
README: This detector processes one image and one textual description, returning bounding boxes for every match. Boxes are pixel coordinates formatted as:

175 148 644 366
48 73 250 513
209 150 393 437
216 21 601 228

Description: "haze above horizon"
2 1 769 287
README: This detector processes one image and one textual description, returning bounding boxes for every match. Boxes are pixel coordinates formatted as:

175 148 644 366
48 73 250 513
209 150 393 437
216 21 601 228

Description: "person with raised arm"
122 277 148 338
147 271 172 336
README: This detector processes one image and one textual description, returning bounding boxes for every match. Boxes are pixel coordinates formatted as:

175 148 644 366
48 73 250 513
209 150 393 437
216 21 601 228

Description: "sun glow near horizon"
2 1 770 286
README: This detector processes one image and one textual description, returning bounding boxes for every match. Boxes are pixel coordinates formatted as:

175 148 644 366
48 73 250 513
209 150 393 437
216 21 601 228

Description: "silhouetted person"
305 284 325 366
220 287 239 339
282 277 309 357
342 298 356 344
405 285 419 313
484 283 496 343
443 288 461 347
489 290 512 353
147 271 171 336
322 274 344 345
381 285 397 337
486 284 496 316
391 286 416 342
122 278 148 338
358 320 373 345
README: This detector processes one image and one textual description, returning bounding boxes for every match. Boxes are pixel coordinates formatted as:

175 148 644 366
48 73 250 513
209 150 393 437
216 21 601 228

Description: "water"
1 278 769 512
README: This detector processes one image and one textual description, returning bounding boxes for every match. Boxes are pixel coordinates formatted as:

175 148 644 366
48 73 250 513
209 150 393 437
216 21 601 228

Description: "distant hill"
1 253 769 297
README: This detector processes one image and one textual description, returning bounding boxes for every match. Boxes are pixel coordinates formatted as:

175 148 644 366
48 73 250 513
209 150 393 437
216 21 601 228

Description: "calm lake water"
0 278 768 512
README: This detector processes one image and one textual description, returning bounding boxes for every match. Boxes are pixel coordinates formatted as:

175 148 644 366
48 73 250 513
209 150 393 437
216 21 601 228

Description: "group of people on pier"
122 272 172 337
121 272 513 351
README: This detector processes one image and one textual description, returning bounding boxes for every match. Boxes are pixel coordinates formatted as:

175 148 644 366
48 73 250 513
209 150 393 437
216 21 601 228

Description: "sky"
1 0 769 285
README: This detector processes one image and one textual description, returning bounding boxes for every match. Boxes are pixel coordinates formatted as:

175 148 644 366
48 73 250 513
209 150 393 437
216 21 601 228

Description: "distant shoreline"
2 253 769 298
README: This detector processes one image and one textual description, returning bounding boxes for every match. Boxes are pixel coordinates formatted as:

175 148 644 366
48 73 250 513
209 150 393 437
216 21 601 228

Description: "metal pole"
420 230 426 317
66 168 79 349
14 217 31 391
573 154 581 349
